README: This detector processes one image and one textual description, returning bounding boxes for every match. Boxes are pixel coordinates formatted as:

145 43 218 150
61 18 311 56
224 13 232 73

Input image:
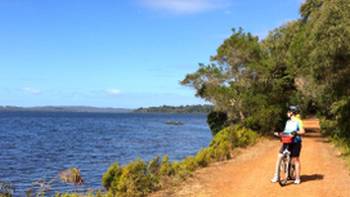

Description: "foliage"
210 126 258 150
173 157 198 179
102 163 122 190
43 1 350 196
181 0 350 139
329 135 350 169
159 155 174 176
103 159 160 197
194 148 211 167
181 28 296 134
291 0 350 138
99 126 257 196
207 111 228 136
319 118 337 136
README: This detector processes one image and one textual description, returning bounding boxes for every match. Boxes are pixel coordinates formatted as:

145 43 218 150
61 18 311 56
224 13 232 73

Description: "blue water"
0 112 211 195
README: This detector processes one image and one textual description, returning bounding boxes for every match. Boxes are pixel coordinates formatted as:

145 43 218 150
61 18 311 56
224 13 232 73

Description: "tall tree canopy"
299 0 350 137
182 0 350 137
181 28 296 133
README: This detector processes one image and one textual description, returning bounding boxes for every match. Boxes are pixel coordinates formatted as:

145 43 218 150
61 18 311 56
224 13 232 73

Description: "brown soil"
152 119 350 197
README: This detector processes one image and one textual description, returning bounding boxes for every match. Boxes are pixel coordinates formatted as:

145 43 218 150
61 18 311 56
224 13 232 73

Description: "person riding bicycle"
271 105 305 184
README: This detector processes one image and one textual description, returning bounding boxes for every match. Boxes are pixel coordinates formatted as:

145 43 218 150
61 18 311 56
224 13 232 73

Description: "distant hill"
134 104 213 114
0 106 132 113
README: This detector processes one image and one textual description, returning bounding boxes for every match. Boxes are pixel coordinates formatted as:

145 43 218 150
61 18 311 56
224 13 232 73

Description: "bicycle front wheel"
279 156 289 186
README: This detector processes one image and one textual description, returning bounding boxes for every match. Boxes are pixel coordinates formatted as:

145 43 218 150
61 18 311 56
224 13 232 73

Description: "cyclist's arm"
296 119 305 135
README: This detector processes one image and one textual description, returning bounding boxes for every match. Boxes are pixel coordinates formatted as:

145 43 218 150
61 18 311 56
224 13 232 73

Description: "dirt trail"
153 119 350 197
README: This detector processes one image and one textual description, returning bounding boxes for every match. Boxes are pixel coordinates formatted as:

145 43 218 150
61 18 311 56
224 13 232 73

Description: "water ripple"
0 112 211 196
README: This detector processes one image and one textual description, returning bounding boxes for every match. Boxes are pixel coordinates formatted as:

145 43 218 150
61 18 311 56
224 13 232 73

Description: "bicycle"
275 132 296 186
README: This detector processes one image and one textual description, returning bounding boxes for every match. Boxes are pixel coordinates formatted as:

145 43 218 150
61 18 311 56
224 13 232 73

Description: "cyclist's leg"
291 143 302 183
293 157 300 179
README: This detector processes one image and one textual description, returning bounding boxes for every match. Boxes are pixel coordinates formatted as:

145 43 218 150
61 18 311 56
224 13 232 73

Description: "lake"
0 112 211 195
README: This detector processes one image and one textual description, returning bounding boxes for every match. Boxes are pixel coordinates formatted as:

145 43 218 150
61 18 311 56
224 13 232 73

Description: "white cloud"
140 0 230 14
22 87 41 95
106 88 121 96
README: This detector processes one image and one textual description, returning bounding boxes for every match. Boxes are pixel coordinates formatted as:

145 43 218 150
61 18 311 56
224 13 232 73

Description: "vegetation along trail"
152 119 350 197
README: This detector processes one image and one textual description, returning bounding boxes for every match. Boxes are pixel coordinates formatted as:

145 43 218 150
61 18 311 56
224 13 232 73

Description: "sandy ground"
152 119 350 197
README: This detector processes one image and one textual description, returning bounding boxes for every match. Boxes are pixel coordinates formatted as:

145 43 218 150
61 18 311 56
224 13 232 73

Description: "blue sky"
0 0 302 108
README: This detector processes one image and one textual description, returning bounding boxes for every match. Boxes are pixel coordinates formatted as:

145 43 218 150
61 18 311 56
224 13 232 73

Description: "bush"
212 141 232 161
102 163 121 190
171 158 196 180
103 159 160 197
100 126 258 197
181 126 257 165
330 98 350 138
210 127 234 149
231 127 258 147
210 126 257 150
194 148 211 167
159 155 174 176
147 156 161 176
180 156 198 172
320 118 337 136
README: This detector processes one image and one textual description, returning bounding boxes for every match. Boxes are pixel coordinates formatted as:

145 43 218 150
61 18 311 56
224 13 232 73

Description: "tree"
182 28 296 133
299 0 350 136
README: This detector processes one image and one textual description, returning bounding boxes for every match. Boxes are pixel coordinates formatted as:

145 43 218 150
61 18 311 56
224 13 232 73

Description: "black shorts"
279 142 302 157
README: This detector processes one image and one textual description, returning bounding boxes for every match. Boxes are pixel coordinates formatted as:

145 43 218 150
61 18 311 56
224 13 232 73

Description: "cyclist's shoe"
294 179 301 184
271 177 279 183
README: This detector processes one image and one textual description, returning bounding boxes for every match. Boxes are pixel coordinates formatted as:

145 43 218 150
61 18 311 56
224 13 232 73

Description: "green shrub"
147 156 161 175
207 126 258 162
332 136 350 154
102 162 121 190
116 159 159 197
209 126 234 149
159 155 174 176
194 148 211 167
212 141 231 161
100 126 258 197
320 118 337 136
231 127 258 147
180 156 198 172
171 157 197 180
102 159 160 197
330 135 350 168
210 126 257 149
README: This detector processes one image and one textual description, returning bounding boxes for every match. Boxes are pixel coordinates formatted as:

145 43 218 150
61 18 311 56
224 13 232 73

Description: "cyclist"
271 105 305 184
